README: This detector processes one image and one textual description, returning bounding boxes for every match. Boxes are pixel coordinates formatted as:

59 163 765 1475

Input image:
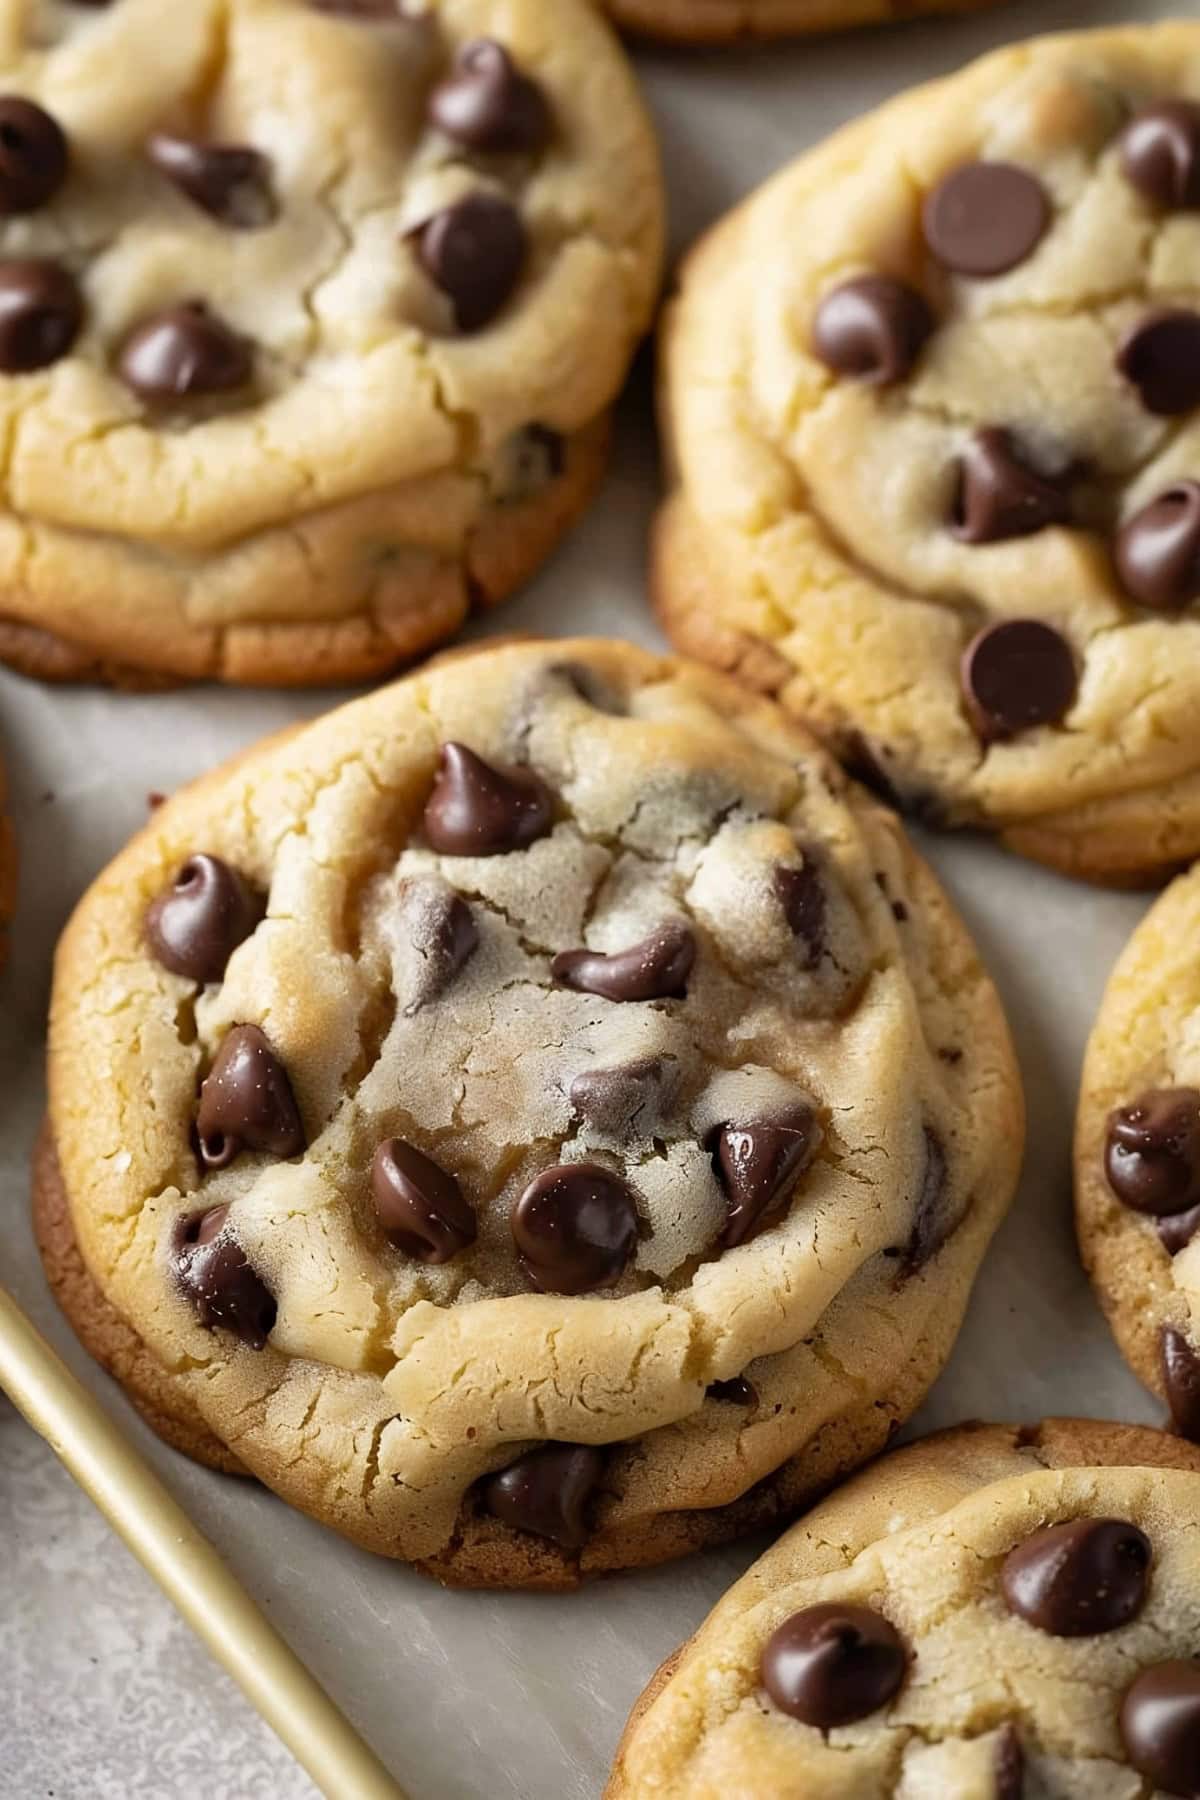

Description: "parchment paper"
1 3 1192 1793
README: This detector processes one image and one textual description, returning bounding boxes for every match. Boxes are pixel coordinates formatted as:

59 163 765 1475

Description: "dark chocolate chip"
118 301 252 400
397 878 478 1014
811 275 934 385
415 193 526 332
960 618 1077 742
370 1138 476 1263
196 1024 305 1169
1121 102 1200 210
1160 1204 1200 1257
773 862 825 969
145 854 264 984
568 1056 677 1136
147 133 274 229
922 162 1049 277
951 429 1071 543
552 922 695 1003
1117 308 1200 417
1115 483 1200 611
428 40 551 155
761 1603 907 1729
1105 1089 1200 1217
993 1724 1025 1800
175 1204 276 1348
714 1102 820 1249
497 423 565 502
905 1128 952 1270
482 1443 604 1550
1001 1517 1151 1636
311 0 416 13
1162 1326 1200 1442
0 259 82 372
0 98 68 214
423 742 553 856
511 1162 639 1294
1120 1659 1200 1797
706 1375 757 1407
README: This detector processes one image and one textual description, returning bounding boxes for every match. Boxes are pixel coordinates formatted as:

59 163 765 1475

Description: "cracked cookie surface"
0 0 662 687
608 1419 1200 1799
656 24 1200 884
44 638 1021 1586
598 0 999 46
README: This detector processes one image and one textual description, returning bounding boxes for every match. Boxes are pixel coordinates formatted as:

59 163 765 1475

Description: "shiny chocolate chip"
0 97 68 214
1121 1660 1200 1797
773 862 825 968
952 429 1070 543
196 1024 305 1169
428 40 551 155
1001 1517 1152 1636
147 133 274 229
415 193 526 332
145 854 264 984
175 1204 276 1348
423 742 553 856
714 1102 820 1249
904 1128 951 1270
706 1375 757 1407
1162 1326 1200 1442
568 1056 677 1136
118 301 252 400
1115 484 1200 611
397 878 478 1014
761 1603 907 1729
960 618 1077 742
512 1162 639 1294
1117 308 1200 416
370 1138 475 1263
812 275 934 385
0 259 82 372
482 1444 604 1549
1105 1089 1200 1217
552 922 695 1003
1161 1204 1200 1256
993 1724 1025 1800
923 162 1049 277
1121 102 1200 210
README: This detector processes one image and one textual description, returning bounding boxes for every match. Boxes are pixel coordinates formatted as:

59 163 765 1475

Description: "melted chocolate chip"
923 162 1049 277
0 98 68 214
811 275 934 385
0 259 82 372
423 742 553 856
428 40 551 155
370 1138 476 1263
1115 483 1200 611
714 1102 820 1249
993 1724 1025 1800
1117 309 1200 416
960 618 1077 742
1120 1660 1200 1797
118 301 252 400
568 1056 677 1136
415 193 526 332
397 878 478 1014
511 1162 639 1294
196 1025 305 1169
175 1204 276 1348
1001 1517 1151 1636
905 1128 951 1270
761 1603 907 1729
773 862 825 968
706 1375 757 1407
1160 1204 1200 1257
482 1444 604 1549
952 429 1070 543
552 922 695 1003
1105 1089 1200 1217
1121 102 1200 211
1162 1326 1200 1442
147 133 274 229
145 854 264 984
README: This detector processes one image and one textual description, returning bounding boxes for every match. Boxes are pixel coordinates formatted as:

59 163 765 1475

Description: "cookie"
608 1418 1200 1798
0 740 13 969
600 0 999 46
656 24 1200 885
1076 862 1200 1447
43 637 1021 1587
0 1 662 689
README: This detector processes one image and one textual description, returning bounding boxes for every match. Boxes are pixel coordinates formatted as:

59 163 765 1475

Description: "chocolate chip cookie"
0 1 662 688
600 0 999 45
41 638 1021 1586
608 1419 1200 1798
657 24 1200 884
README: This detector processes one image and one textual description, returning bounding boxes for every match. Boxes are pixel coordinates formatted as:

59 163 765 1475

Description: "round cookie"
608 1419 1200 1799
44 637 1021 1587
600 0 999 46
1077 862 1200 1447
656 24 1200 885
0 0 662 688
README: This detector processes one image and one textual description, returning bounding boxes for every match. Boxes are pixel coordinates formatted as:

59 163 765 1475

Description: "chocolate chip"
568 1056 677 1136
175 1205 276 1348
1105 1089 1200 1217
1162 1326 1200 1441
1121 102 1200 210
922 162 1049 277
552 922 695 1003
428 40 551 155
196 1024 305 1169
147 133 274 229
773 862 825 968
1117 308 1200 416
145 854 264 984
0 98 68 214
904 1128 952 1270
761 1603 907 1729
993 1724 1025 1800
706 1375 757 1406
811 275 934 385
1160 1204 1200 1256
311 0 411 14
482 1444 604 1549
952 429 1070 543
0 259 82 372
415 193 526 332
496 423 565 503
1121 1660 1200 1796
960 618 1077 742
370 1139 476 1263
397 878 478 1014
511 1162 639 1294
1115 484 1200 611
1001 1518 1151 1636
118 301 252 400
422 742 553 856
713 1102 820 1249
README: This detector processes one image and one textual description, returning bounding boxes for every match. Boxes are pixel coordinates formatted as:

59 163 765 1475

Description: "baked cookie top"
658 24 1200 883
49 639 1020 1574
608 1419 1200 1799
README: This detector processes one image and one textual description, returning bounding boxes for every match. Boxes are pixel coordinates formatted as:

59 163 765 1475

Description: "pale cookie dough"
656 24 1200 885
608 1419 1200 1799
0 0 662 687
44 638 1021 1587
600 0 999 47
1077 862 1200 1450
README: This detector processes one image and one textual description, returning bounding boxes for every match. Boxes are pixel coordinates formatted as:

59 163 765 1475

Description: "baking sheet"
0 2 1192 1793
